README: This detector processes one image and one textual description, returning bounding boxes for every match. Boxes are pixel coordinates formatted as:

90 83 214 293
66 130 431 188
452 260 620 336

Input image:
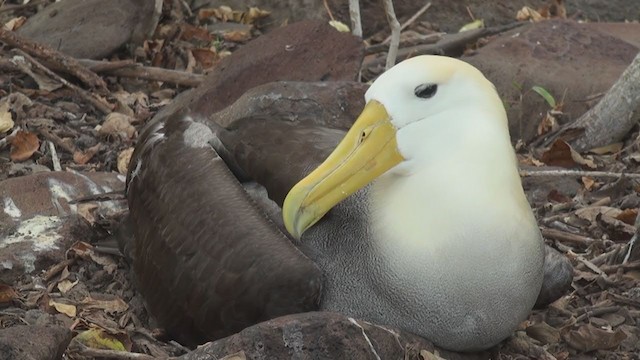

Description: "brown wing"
127 114 323 346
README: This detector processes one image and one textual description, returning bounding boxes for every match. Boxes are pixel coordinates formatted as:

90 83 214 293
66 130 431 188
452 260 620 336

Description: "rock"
152 20 364 124
214 81 368 129
0 325 72 360
17 0 162 59
0 162 51 182
192 0 636 37
177 312 489 360
535 246 574 308
0 171 126 284
463 20 639 142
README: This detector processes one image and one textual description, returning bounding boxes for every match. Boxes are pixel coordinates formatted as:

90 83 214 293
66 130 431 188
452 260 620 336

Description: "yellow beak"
282 100 404 239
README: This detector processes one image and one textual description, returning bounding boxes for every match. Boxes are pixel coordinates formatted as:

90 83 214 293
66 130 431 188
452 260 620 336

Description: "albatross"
126 55 544 352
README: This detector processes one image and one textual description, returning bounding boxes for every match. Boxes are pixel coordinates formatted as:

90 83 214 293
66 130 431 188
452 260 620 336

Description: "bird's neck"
369 122 532 260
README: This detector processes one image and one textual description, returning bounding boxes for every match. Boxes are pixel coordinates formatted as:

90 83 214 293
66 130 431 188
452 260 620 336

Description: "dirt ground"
0 0 639 359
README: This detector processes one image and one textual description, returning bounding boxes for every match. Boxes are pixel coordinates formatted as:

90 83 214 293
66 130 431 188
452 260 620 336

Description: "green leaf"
532 86 556 108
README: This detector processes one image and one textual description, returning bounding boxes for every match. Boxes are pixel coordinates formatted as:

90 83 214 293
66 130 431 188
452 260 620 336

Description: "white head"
283 55 514 237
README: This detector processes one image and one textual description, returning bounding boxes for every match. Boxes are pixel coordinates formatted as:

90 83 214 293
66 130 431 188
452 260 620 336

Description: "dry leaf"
564 324 626 351
329 20 350 33
57 279 78 294
541 140 597 169
575 206 622 223
49 299 77 317
419 350 445 360
74 328 126 351
180 24 214 42
117 147 135 174
516 6 545 21
459 19 484 32
0 97 14 133
77 203 99 224
590 142 623 155
537 112 559 136
616 208 638 226
191 48 218 68
73 144 101 165
207 6 270 25
9 130 39 162
222 30 251 42
81 296 128 313
0 284 17 304
99 113 136 139
581 176 599 191
3 16 27 31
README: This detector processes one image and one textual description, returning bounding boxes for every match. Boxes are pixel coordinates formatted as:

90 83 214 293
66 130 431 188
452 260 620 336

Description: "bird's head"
283 55 508 239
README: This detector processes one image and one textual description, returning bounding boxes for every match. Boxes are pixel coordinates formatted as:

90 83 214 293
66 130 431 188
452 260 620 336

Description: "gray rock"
0 325 72 360
17 0 161 59
0 171 126 284
464 20 639 142
177 312 489 360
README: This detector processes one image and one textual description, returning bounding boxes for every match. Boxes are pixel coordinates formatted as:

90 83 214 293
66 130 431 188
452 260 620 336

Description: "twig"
48 141 62 171
520 169 640 179
0 27 108 92
80 59 137 73
382 0 401 70
36 127 78 155
77 59 203 87
541 228 595 247
348 0 362 37
566 249 608 278
608 292 640 308
323 0 335 21
382 2 432 45
12 51 112 114
600 260 640 274
574 305 620 322
365 22 523 72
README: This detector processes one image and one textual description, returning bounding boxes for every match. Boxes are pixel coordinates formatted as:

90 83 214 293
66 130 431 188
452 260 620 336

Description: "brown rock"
17 0 161 59
463 20 639 142
177 312 489 360
0 325 72 360
152 20 364 124
0 171 126 284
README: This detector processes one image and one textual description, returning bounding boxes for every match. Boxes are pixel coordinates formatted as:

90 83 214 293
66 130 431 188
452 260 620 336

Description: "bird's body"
126 56 545 351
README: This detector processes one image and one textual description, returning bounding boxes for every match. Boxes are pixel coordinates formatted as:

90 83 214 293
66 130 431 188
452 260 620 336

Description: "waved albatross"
126 55 545 352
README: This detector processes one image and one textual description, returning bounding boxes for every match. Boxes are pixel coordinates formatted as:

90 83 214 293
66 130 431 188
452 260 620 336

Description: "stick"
12 50 112 114
365 22 523 72
0 28 108 92
48 141 62 171
348 0 362 37
382 2 432 45
77 59 204 87
541 228 595 246
382 0 401 70
73 347 155 360
520 169 640 179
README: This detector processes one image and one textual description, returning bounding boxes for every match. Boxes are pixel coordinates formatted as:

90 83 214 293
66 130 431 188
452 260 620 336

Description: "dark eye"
414 83 438 99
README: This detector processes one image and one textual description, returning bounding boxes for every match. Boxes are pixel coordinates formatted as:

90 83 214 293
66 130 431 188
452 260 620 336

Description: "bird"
125 55 545 352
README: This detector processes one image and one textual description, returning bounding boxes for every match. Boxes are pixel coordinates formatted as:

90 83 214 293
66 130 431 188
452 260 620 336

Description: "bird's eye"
414 83 438 99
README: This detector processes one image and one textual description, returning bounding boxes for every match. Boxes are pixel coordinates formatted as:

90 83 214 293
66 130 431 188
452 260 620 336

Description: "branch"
381 0 400 70
348 0 362 38
519 168 640 179
570 52 640 152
